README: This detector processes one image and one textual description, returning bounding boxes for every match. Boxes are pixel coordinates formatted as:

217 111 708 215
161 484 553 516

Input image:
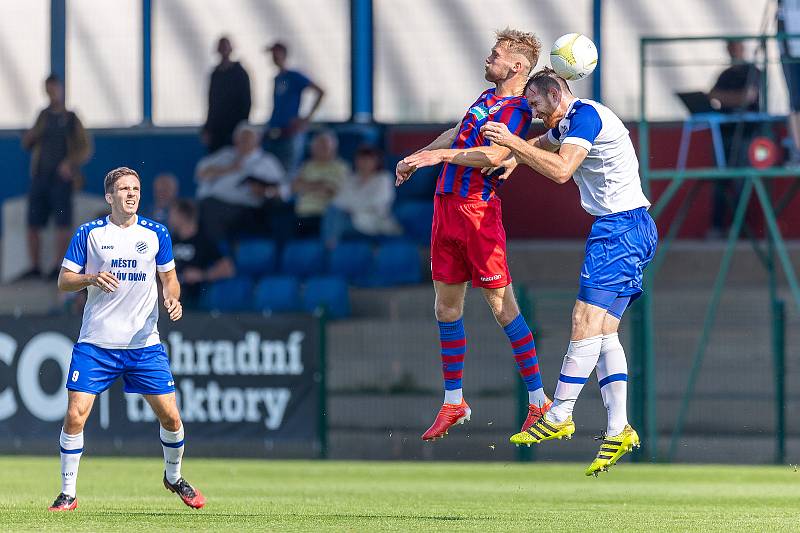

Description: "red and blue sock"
504 314 547 407
438 319 466 404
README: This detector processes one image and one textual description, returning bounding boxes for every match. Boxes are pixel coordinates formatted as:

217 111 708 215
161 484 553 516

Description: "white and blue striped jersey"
546 98 651 216
62 215 175 349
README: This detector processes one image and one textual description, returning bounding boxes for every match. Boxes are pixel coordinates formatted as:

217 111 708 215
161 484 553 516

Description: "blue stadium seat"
302 276 350 318
280 239 327 278
254 276 301 313
328 240 373 284
394 201 434 244
235 239 277 278
371 240 422 286
201 276 254 312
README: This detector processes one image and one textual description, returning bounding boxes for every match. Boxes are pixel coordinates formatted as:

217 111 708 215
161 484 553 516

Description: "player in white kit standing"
480 68 658 475
49 167 206 511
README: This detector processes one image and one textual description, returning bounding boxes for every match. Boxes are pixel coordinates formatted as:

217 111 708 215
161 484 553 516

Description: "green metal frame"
318 311 329 459
637 33 800 463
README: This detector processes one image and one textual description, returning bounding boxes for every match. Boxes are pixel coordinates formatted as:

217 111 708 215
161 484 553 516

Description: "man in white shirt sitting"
195 121 285 243
321 145 401 249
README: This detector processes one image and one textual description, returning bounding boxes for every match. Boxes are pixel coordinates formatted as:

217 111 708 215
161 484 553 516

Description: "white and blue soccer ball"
549 33 598 81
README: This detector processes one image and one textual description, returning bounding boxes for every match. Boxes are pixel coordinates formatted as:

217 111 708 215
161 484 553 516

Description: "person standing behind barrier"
778 0 800 163
202 36 251 154
293 130 349 237
263 42 325 175
21 74 92 280
707 40 762 238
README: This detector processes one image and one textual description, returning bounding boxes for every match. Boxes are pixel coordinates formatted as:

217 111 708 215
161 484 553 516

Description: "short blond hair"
495 28 541 74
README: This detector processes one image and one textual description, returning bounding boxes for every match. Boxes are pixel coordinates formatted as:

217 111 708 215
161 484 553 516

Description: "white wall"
374 0 593 122
0 1 49 129
604 0 786 120
152 0 350 126
67 0 143 127
0 0 789 127
375 0 786 122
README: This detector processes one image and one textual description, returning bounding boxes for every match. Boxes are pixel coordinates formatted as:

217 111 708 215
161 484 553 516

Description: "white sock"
597 333 629 436
528 389 547 407
160 425 185 484
444 389 463 404
547 336 602 423
59 429 83 497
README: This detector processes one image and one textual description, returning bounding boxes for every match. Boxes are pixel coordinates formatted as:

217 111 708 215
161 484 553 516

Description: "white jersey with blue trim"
546 98 651 216
62 215 176 349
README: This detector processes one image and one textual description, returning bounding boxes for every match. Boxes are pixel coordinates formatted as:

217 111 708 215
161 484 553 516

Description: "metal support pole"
772 299 786 465
515 284 535 462
753 177 800 313
667 179 754 461
142 0 153 124
50 0 66 82
317 311 328 459
592 0 602 102
350 0 373 122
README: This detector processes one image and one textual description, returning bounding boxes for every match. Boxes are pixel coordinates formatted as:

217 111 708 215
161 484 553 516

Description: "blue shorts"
577 207 658 318
66 342 175 395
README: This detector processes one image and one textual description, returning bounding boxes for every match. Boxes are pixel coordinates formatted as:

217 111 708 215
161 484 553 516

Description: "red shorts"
431 194 511 289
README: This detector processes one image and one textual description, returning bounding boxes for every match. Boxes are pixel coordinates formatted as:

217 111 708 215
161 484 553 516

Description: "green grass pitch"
1 457 799 532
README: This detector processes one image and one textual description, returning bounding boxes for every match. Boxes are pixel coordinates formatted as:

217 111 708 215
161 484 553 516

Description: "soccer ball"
549 33 598 81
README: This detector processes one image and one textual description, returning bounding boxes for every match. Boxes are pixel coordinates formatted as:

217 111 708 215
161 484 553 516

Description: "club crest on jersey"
135 241 148 254
488 103 502 114
469 105 488 120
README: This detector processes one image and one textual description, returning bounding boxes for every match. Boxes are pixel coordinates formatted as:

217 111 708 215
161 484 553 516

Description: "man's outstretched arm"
396 121 461 186
481 121 587 184
402 143 512 171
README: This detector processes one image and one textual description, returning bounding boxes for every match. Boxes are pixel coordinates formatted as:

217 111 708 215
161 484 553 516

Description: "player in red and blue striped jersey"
435 89 532 200
398 29 551 442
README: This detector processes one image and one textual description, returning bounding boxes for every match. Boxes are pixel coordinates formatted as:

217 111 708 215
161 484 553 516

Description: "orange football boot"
520 397 552 433
421 399 471 440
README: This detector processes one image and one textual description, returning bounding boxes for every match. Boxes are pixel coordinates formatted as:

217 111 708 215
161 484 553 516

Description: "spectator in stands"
195 121 285 244
169 199 235 309
145 172 179 226
321 145 401 249
20 74 92 280
263 42 325 175
202 36 251 153
778 0 800 164
292 130 349 237
707 40 762 238
241 165 296 246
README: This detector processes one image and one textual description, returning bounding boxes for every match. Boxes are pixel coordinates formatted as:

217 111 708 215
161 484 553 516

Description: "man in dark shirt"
202 36 251 153
707 40 762 237
169 199 235 308
263 42 325 175
21 74 92 279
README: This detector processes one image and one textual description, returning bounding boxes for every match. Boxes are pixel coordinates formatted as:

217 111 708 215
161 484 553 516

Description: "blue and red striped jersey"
436 89 532 201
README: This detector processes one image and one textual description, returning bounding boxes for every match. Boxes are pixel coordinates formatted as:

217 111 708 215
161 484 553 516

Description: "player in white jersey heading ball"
49 167 205 511
482 67 658 475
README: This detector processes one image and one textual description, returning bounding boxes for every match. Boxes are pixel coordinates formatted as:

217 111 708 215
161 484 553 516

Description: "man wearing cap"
194 121 285 243
264 42 325 176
